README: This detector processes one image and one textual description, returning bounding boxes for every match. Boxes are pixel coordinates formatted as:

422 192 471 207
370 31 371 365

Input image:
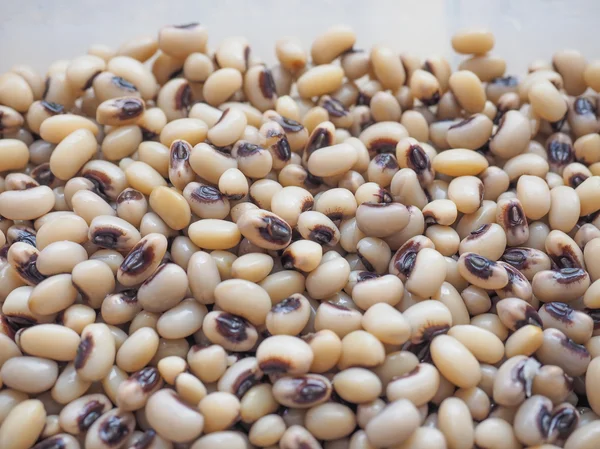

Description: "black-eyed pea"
504 324 544 358
156 356 186 386
532 268 590 303
458 224 506 261
366 153 399 188
470 312 509 342
369 44 406 90
563 162 592 189
272 373 331 409
304 402 356 441
528 79 568 122
386 363 440 406
449 70 486 113
249 414 286 447
451 27 494 55
353 237 390 275
135 263 188 313
116 233 167 287
448 175 484 214
57 393 113 435
18 324 79 362
351 273 404 309
117 188 148 227
0 399 47 449
575 223 600 250
239 383 278 424
256 335 313 375
216 356 262 398
302 329 342 373
0 355 58 395
430 334 481 388
115 366 162 412
115 327 159 373
187 218 242 250
447 325 504 364
437 398 475 449
461 285 491 316
337 330 384 370
191 431 249 449
159 118 208 149
187 251 222 305
425 225 459 257
306 256 350 300
545 132 574 175
174 372 207 406
432 148 489 178
266 293 311 336
535 328 591 377
128 310 159 335
370 91 401 123
143 389 203 443
576 176 600 216
358 121 409 157
479 166 509 202
214 278 271 326
0 185 54 221
428 282 468 327
187 344 227 384
27 273 78 316
585 238 600 282
443 257 469 293
70 190 116 226
365 399 420 448
355 202 409 238
230 253 273 283
494 355 543 407
36 241 88 276
70 260 114 310
88 215 141 253
203 311 258 352
311 25 355 65
148 186 191 231
446 113 493 150
280 240 322 273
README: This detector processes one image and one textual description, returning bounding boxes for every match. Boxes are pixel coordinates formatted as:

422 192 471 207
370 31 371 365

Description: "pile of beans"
2 23 600 449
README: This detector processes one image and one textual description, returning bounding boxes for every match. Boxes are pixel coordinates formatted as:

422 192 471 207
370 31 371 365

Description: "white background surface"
0 0 598 76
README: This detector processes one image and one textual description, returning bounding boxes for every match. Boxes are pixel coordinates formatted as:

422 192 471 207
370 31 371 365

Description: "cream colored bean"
0 399 46 449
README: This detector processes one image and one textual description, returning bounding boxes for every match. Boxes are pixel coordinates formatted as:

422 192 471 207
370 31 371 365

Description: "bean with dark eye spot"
532 267 590 303
116 366 164 412
546 132 574 173
514 395 579 446
7 242 47 285
303 121 335 164
85 408 135 449
496 297 543 331
168 139 194 190
58 394 114 436
74 323 115 382
7 225 36 246
536 327 591 377
568 97 600 138
493 355 541 407
500 247 551 280
538 302 594 344
202 311 258 352
89 215 142 253
30 163 56 187
545 230 585 270
96 96 145 126
496 198 529 247
272 374 332 408
458 252 509 290
266 293 311 336
237 209 292 250
31 434 81 449
117 233 168 287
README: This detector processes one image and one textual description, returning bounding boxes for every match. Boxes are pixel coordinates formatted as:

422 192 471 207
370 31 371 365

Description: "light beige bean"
365 399 420 448
297 65 344 98
1 356 58 394
0 399 46 449
431 334 481 388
